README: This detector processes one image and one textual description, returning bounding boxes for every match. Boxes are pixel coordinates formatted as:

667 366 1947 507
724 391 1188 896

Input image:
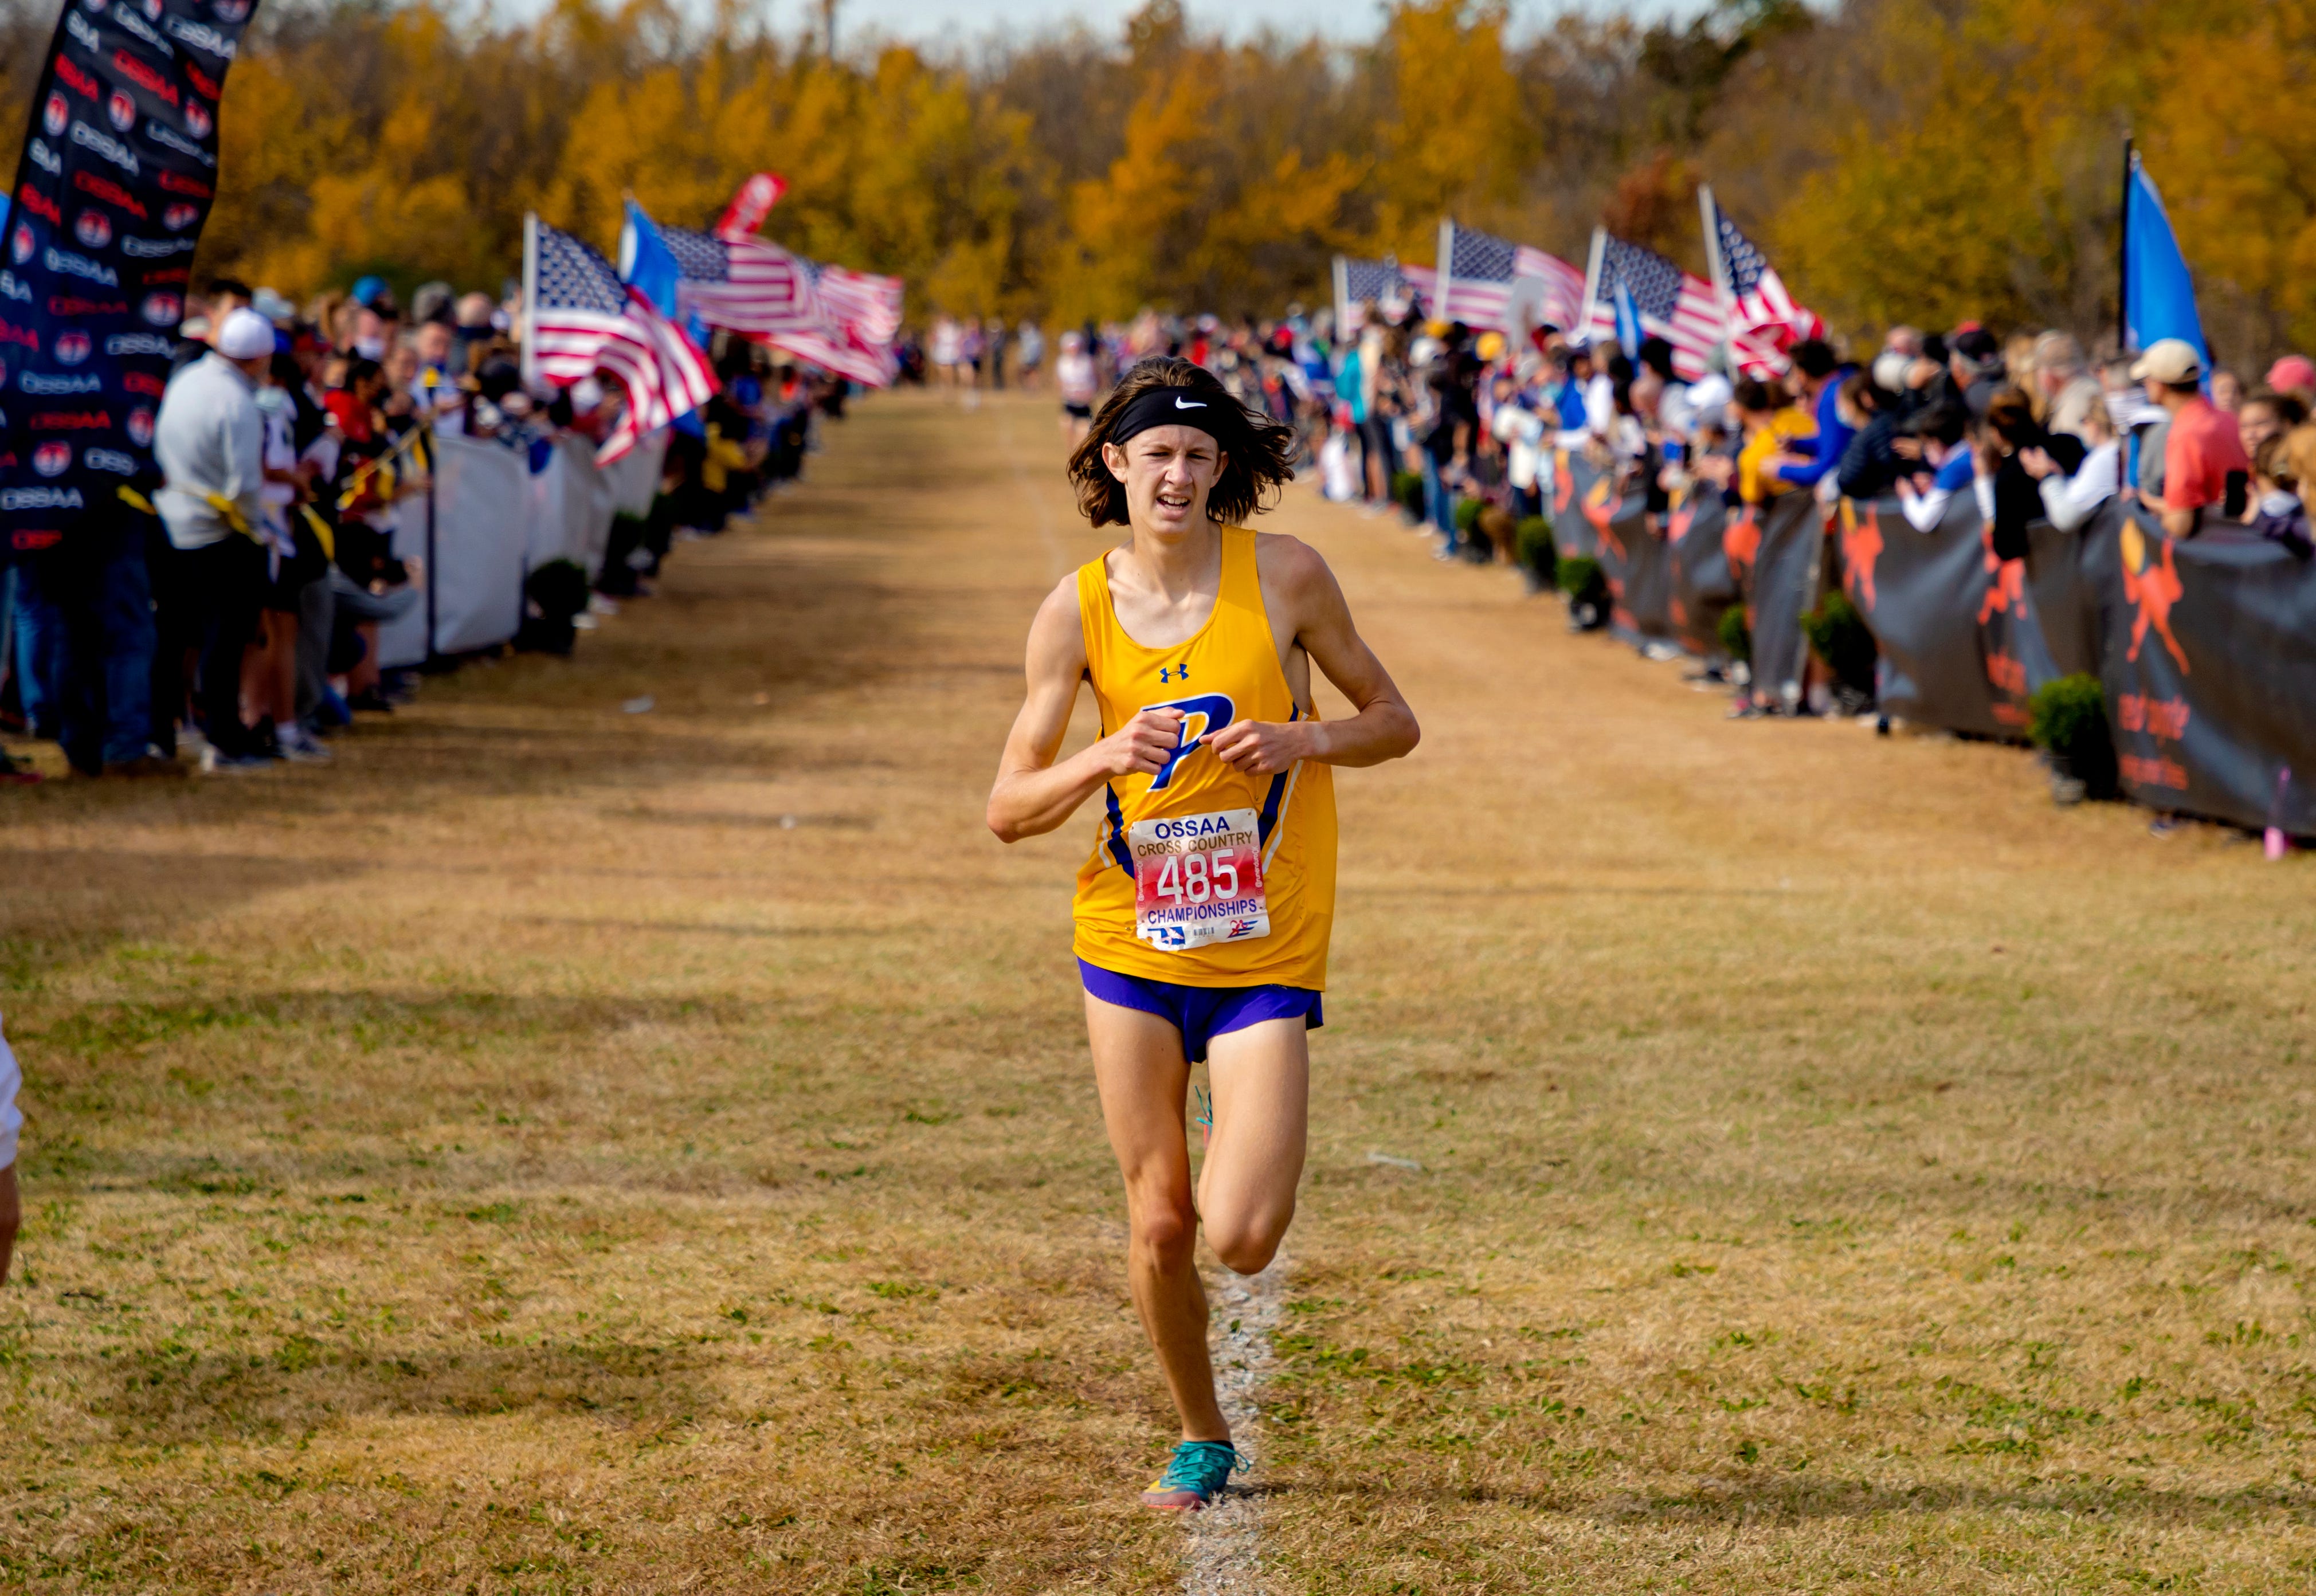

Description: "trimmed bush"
1514 515 1555 587
516 558 590 656
1390 470 1424 519
1453 497 1486 537
1801 590 1877 696
2028 673 2118 798
1717 605 1751 664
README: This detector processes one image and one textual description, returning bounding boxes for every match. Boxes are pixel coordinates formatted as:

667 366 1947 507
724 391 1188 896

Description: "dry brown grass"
1 390 2313 1593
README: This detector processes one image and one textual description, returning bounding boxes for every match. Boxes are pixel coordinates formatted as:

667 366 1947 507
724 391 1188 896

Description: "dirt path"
2 391 2311 1594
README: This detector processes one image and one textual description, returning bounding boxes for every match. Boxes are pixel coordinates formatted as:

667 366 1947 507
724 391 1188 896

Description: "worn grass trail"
2 390 2313 1593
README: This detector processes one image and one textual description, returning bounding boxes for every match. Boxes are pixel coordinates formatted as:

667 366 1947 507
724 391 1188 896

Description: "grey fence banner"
1749 492 1823 711
2083 509 2316 833
1536 449 2316 832
1549 448 1594 560
1553 450 1820 680
1840 496 2068 739
1554 450 1663 640
1666 488 1738 658
1843 491 2316 832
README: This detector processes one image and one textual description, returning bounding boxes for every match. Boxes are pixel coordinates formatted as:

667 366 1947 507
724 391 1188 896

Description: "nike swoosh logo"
1174 398 1206 409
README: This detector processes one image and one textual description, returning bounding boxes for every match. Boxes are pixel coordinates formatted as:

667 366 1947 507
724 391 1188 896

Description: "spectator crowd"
996 296 2307 719
8 268 2309 782
1 276 852 782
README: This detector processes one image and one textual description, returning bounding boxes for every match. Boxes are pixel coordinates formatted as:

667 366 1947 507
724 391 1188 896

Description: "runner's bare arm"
987 577 1189 842
1209 537 1418 775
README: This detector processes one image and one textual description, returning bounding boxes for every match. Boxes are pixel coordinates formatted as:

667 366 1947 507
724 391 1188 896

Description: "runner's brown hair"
1068 356 1298 528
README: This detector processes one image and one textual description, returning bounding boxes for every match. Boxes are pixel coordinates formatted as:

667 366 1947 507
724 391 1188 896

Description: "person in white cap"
153 305 275 769
2133 337 2251 538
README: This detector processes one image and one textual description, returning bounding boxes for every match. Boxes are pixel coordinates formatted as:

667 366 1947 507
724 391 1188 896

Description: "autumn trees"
3 0 2313 363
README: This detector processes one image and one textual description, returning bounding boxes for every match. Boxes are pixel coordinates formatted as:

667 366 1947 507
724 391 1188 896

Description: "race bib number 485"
1127 807 1270 951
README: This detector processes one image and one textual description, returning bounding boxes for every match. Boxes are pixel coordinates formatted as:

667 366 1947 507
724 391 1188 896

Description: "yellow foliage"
1057 73 1221 321
11 0 2306 358
2143 0 2316 355
1371 0 1530 258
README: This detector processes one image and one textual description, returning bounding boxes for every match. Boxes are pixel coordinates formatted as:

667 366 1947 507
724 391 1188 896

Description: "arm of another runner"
1208 537 1418 775
986 577 1190 843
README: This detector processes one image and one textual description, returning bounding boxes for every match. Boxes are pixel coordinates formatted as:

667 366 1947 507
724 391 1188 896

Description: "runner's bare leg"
1088 993 1229 1442
1198 1019 1308 1274
1090 998 1311 1440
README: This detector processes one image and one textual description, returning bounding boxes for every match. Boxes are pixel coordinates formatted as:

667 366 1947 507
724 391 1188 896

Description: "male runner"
987 357 1419 1511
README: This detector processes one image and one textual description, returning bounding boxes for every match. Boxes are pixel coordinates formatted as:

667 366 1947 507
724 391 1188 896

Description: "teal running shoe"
1139 1439 1241 1512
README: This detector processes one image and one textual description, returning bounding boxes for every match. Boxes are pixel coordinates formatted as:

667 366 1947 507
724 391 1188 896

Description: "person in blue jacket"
1769 339 1856 495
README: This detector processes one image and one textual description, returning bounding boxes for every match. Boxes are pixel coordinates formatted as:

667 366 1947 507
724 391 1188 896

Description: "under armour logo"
1158 663 1190 685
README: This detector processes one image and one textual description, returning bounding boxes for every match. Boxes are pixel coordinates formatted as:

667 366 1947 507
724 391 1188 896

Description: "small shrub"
1557 552 1604 603
1515 515 1555 586
526 558 589 620
2028 673 2117 798
1453 497 1486 537
1802 590 1877 696
516 558 590 655
1390 470 1424 519
1718 605 1751 664
1558 553 1608 626
2027 673 2106 754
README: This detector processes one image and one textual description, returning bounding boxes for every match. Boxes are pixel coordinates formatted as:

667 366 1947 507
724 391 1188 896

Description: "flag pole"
1333 254 1351 339
2116 134 2133 358
1435 218 1456 326
520 211 539 391
1580 227 1606 346
1699 185 1732 320
1698 185 1733 368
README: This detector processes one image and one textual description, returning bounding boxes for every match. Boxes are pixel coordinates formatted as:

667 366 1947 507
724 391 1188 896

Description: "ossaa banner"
0 0 260 555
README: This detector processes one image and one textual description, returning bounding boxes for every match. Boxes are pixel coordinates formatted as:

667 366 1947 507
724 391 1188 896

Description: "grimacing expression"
1104 423 1228 536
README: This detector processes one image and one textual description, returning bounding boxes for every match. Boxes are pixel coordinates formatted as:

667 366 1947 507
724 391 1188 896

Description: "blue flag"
2123 155 2206 365
617 199 683 320
1612 278 1643 360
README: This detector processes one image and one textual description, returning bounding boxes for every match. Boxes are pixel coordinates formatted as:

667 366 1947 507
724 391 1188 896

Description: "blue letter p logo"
1143 693 1235 791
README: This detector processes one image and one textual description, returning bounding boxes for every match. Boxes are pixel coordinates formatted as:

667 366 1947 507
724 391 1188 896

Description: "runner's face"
1104 425 1226 537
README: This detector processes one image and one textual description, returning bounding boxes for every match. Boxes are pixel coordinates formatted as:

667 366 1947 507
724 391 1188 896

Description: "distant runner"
1055 330 1098 445
987 357 1420 1511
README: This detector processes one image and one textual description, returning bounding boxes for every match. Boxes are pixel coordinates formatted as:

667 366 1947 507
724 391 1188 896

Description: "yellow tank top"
1072 527 1337 988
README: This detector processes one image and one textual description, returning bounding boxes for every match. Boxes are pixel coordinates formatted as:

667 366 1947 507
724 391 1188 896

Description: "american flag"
528 219 717 463
695 174 902 383
659 221 821 340
1584 233 1725 381
1706 194 1823 377
657 222 899 387
1397 262 1439 313
783 257 900 386
1437 223 1586 337
813 262 903 346
1339 257 1418 328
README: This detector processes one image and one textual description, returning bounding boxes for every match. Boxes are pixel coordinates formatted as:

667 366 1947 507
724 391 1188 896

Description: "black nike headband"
1108 386 1237 450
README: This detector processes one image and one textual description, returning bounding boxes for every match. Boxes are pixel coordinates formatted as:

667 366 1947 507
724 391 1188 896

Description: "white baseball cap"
2129 338 2203 386
215 307 277 362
